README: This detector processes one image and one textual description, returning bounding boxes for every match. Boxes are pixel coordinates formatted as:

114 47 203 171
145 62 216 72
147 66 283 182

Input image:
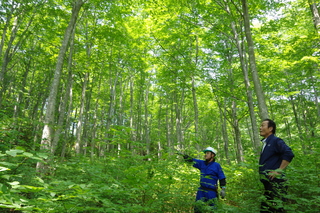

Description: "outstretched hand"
175 151 193 162
183 154 190 160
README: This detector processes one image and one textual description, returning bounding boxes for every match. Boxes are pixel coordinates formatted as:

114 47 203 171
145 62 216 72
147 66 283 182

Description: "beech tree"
38 0 85 172
309 0 320 33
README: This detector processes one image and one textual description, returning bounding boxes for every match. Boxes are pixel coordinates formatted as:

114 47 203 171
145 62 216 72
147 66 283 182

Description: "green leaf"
0 162 17 167
17 185 44 193
0 166 9 172
37 153 48 159
35 176 44 184
8 181 20 186
1 175 10 180
23 152 33 157
14 146 25 151
29 156 43 161
5 150 24 157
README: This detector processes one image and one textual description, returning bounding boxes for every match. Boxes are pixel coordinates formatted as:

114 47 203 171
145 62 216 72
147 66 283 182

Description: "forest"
0 0 319 212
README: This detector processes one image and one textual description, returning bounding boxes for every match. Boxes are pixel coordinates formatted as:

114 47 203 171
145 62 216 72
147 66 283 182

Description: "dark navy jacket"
259 134 294 174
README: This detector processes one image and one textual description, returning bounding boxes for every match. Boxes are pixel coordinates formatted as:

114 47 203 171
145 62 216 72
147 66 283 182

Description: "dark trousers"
260 177 288 213
194 188 217 213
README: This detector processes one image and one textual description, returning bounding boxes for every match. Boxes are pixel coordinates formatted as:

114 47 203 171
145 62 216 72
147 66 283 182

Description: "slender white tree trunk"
75 72 89 155
145 81 150 156
220 100 230 163
37 0 84 172
227 9 261 154
309 1 320 33
241 0 269 120
52 27 75 155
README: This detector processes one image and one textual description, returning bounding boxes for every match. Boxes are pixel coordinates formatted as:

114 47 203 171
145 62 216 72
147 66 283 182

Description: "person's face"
260 120 273 138
204 151 214 161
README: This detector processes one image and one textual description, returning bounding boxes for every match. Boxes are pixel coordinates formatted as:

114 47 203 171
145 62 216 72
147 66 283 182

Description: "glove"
220 188 226 199
183 155 193 162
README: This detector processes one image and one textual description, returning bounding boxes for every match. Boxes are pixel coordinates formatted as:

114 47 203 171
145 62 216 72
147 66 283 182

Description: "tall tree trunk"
101 69 119 156
52 27 75 155
228 14 261 154
82 85 91 156
75 20 92 155
310 73 320 117
116 77 125 156
81 18 94 156
191 76 199 142
75 72 89 155
99 43 115 156
60 70 74 159
90 71 102 160
0 16 19 107
37 0 84 172
174 88 184 148
212 87 230 162
232 100 244 162
309 0 320 33
166 101 172 151
192 35 199 143
157 96 163 157
283 116 292 140
0 2 37 107
289 95 305 152
129 76 136 153
241 0 269 120
13 58 31 120
0 3 12 59
220 100 230 164
144 81 150 156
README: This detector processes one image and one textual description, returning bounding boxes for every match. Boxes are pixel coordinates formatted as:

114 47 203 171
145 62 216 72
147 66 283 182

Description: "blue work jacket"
259 134 294 174
192 159 226 190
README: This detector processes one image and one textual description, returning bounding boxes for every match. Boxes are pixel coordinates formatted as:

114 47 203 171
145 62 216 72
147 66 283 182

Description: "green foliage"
284 149 320 213
0 148 319 212
0 148 47 212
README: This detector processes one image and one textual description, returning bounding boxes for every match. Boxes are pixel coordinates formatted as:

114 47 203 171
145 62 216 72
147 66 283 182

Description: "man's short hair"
263 119 276 134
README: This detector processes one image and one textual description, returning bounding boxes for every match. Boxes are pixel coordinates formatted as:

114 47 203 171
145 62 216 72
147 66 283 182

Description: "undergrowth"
0 147 319 212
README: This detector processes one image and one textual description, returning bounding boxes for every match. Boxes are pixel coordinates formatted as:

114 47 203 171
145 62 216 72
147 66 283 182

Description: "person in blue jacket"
182 147 226 213
259 119 294 213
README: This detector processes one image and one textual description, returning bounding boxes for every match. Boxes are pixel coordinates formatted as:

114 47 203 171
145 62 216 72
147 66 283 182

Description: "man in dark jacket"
259 119 294 213
182 147 226 213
